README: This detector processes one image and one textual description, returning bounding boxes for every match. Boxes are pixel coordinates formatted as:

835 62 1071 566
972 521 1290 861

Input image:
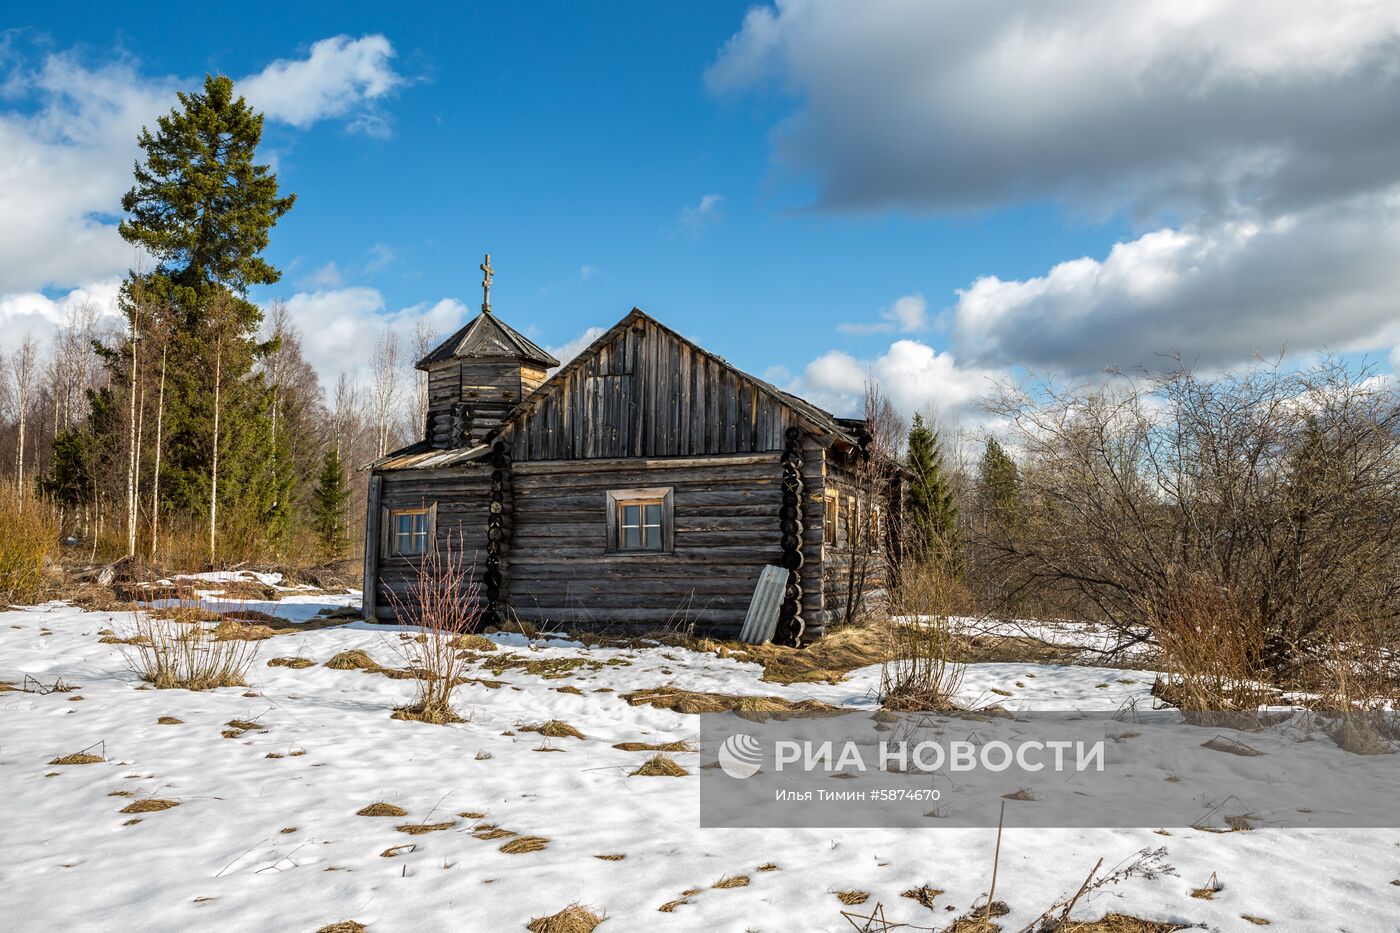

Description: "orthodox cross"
480 253 495 314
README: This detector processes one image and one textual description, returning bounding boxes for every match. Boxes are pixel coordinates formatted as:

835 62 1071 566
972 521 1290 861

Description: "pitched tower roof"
415 311 560 370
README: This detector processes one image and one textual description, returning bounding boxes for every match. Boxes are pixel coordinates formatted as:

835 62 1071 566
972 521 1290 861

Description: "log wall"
503 452 787 637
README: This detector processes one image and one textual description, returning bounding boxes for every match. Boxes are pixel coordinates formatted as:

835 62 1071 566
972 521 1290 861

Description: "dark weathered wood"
363 475 383 621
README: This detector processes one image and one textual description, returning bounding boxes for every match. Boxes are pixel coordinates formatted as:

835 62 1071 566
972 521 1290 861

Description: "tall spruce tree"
50 75 295 559
906 413 958 564
311 446 350 558
978 436 1022 521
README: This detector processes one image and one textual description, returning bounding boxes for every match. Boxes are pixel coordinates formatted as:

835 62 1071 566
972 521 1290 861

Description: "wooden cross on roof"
480 253 494 314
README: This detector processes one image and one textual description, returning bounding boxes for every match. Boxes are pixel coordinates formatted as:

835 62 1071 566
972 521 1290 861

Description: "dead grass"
526 903 604 933
901 885 943 908
712 875 749 889
835 891 869 905
120 799 180 813
629 753 689 777
119 615 257 690
226 719 262 732
356 802 407 817
500 835 550 854
325 649 380 670
722 621 890 684
49 752 104 765
267 656 315 669
212 619 277 641
595 854 625 861
391 703 464 724
484 654 627 679
472 826 516 841
315 921 367 933
395 821 455 835
520 719 586 740
611 740 695 752
621 686 839 716
880 561 969 711
157 716 183 724
1053 917 1184 932
453 633 497 652
757 863 780 872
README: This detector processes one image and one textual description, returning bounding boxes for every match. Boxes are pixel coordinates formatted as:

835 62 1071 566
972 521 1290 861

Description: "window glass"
623 526 641 549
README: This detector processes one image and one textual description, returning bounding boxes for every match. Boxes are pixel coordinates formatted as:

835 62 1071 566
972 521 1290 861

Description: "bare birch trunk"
149 342 167 561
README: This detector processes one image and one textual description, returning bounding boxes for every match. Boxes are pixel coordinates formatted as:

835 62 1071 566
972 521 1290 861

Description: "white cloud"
0 280 124 356
951 190 1400 373
238 34 402 132
838 293 927 335
363 244 397 274
579 264 599 282
0 36 405 299
785 338 1006 425
279 287 469 387
708 1 1400 219
678 193 725 234
547 326 607 370
302 261 345 290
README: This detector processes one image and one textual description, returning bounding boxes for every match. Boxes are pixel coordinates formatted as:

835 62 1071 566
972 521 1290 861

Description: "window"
388 507 432 556
606 487 674 553
618 499 664 550
824 491 840 546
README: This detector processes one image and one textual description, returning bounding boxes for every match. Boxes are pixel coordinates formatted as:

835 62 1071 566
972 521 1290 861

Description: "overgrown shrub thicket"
978 356 1400 696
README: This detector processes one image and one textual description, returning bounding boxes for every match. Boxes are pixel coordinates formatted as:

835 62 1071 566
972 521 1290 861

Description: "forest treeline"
0 75 430 567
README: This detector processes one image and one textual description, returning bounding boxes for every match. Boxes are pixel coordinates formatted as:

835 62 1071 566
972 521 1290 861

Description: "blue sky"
4 2 1400 424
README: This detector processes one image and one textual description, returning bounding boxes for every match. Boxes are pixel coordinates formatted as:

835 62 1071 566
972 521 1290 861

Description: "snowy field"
1 584 1397 932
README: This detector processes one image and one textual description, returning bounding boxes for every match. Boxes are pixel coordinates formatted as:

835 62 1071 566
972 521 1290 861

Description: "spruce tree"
312 446 350 558
906 413 958 564
978 436 1022 522
50 75 296 558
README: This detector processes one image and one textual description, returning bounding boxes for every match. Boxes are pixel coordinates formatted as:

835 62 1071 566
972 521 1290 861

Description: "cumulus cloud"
0 35 405 299
0 280 124 356
952 190 1400 373
785 338 1006 424
708 0 1400 219
838 293 927 335
239 34 402 133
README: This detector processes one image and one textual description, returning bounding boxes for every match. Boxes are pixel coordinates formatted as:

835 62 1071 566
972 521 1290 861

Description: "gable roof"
494 307 859 447
416 310 560 370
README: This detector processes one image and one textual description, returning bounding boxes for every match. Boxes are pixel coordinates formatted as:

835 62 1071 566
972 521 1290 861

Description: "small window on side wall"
824 491 840 546
384 505 435 557
606 487 674 553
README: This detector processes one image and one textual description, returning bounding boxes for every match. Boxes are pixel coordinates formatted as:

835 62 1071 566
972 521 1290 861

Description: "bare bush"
984 355 1400 687
388 538 483 724
120 614 259 690
880 561 967 711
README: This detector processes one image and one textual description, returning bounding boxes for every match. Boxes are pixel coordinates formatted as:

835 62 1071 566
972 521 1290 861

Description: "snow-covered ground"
1 589 1397 932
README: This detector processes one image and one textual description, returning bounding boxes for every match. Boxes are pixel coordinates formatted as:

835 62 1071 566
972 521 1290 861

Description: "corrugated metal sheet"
739 564 788 644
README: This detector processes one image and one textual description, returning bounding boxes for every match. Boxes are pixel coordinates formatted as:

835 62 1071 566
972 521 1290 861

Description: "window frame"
382 504 437 558
823 490 841 547
605 487 674 554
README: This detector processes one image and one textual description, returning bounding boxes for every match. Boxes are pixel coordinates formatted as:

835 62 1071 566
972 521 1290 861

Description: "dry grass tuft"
712 875 749 889
391 703 464 724
315 921 367 933
326 649 380 671
120 798 180 813
880 562 969 711
267 656 315 669
472 826 516 841
757 863 780 872
157 716 183 724
555 685 585 696
356 802 407 817
629 753 690 777
621 686 838 716
457 810 485 819
212 619 277 641
395 821 455 835
500 835 550 854
49 753 104 765
119 615 258 690
526 903 604 933
380 844 416 858
520 719 586 740
226 719 262 732
611 739 694 752
835 891 869 905
595 854 625 861
901 884 943 908
453 633 497 652
0 489 58 602
1058 916 1186 932
1240 918 1271 928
